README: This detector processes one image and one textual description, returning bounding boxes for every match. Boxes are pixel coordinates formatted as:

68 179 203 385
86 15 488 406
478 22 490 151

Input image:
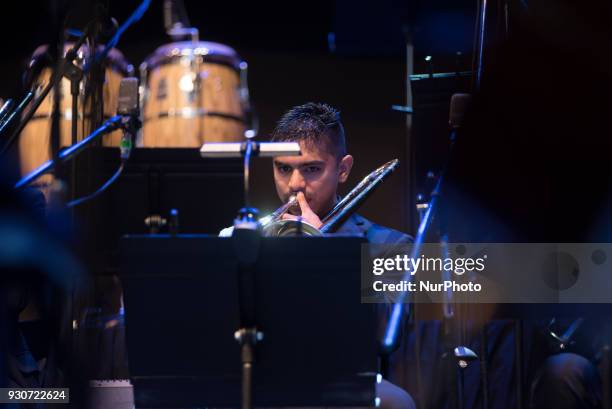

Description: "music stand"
119 235 378 408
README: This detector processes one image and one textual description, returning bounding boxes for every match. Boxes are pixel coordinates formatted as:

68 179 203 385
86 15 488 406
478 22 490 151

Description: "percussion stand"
201 139 300 409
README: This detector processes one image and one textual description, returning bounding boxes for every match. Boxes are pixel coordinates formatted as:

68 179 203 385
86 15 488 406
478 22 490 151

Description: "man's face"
273 141 353 217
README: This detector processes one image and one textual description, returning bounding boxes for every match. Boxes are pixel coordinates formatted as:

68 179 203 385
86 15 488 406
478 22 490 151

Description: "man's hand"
281 192 323 229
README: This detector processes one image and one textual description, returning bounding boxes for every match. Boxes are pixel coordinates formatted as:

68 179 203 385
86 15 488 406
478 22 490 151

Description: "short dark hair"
271 102 347 159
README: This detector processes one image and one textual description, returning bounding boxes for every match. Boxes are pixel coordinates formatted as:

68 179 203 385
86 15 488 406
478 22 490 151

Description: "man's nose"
288 169 306 191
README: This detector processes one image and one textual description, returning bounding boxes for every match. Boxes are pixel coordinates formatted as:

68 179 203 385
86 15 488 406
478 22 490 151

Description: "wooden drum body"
18 45 132 187
140 41 247 147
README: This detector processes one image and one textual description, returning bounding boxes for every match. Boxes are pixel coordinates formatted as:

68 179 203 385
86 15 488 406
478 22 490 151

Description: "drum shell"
18 45 132 189
140 41 246 147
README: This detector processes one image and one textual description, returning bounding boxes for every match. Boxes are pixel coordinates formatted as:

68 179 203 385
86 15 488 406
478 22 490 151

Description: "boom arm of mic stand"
383 92 468 353
381 176 442 355
14 116 122 189
0 92 34 150
0 99 15 125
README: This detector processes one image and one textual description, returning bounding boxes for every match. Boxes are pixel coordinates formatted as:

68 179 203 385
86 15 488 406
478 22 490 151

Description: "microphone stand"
383 94 475 409
0 27 91 157
381 163 445 354
50 35 65 201
0 94 33 145
15 115 123 189
0 99 15 125
234 140 261 409
66 45 84 207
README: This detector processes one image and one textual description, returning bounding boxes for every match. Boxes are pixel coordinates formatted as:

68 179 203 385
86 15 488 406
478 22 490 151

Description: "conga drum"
140 41 247 147
18 44 133 192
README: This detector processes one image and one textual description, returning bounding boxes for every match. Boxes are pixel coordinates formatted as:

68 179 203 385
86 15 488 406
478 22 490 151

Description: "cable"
26 0 147 202
85 0 152 73
66 160 125 208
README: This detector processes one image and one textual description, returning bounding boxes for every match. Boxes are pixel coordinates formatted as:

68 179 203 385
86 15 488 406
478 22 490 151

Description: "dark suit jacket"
335 213 413 245
336 213 414 386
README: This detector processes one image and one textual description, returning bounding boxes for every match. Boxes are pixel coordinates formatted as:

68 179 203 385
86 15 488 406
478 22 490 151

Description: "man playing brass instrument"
221 102 416 408
221 103 603 409
267 101 354 232
221 102 410 244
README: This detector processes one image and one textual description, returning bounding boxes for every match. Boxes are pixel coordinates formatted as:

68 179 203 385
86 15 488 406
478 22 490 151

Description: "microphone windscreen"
449 93 472 128
117 77 139 115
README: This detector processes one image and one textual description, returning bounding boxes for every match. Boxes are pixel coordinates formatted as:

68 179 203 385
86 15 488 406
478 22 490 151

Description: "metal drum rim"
143 41 242 71
26 43 134 84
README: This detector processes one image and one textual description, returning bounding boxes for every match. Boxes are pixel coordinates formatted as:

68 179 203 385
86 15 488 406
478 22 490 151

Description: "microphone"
163 0 177 31
117 77 140 160
15 78 140 189
163 0 198 41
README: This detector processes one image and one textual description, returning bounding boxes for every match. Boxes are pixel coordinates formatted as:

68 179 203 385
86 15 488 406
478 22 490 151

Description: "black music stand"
119 235 378 408
73 147 244 274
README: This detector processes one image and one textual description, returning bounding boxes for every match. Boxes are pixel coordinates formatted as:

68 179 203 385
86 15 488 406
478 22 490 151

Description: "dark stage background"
0 0 479 237
3 1 612 406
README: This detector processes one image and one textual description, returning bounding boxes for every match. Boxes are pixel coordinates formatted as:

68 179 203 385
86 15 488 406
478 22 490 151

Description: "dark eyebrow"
273 160 325 168
273 160 291 167
300 161 325 167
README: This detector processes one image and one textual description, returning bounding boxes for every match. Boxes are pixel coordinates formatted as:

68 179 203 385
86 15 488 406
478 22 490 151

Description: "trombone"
262 159 399 236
